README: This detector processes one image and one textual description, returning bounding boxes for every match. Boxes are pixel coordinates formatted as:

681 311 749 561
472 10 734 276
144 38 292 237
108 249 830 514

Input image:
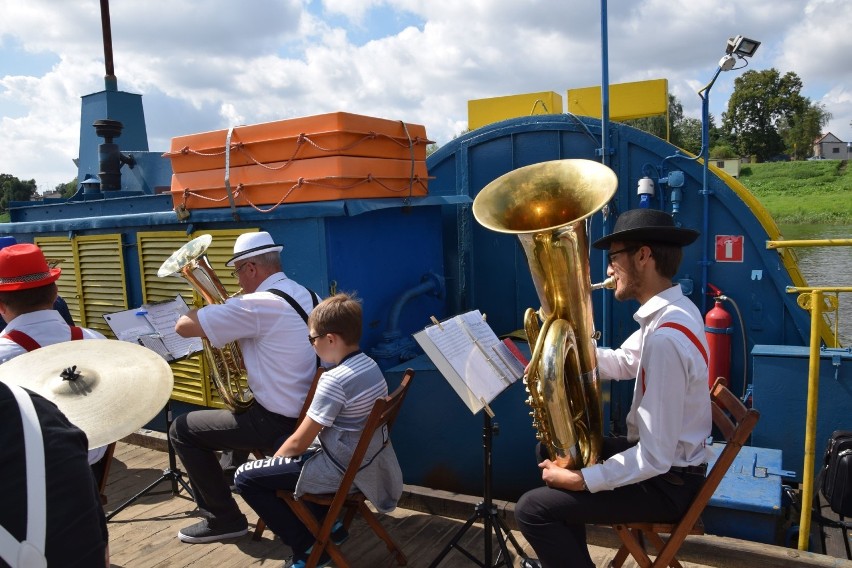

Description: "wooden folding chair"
608 379 760 568
252 366 325 540
276 368 414 568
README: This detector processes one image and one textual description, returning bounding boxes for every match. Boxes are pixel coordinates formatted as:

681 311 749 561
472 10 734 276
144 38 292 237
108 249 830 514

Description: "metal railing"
767 238 852 550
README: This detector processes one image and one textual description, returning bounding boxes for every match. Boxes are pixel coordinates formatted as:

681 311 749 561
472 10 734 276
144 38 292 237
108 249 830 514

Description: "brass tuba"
158 234 253 412
472 159 618 469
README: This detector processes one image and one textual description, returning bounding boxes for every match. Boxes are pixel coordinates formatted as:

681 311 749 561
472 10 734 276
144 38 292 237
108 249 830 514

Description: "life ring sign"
715 235 744 263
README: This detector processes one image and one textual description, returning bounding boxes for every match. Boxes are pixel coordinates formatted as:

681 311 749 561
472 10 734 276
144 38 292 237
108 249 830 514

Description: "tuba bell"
158 234 253 412
472 159 618 469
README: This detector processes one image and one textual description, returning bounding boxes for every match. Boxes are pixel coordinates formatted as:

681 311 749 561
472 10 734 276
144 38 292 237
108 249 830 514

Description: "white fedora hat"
225 231 283 267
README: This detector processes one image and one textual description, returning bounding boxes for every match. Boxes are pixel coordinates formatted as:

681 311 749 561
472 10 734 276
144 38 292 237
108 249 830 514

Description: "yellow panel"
137 231 209 405
137 229 257 408
75 235 128 336
34 237 82 323
567 79 668 121
468 91 564 130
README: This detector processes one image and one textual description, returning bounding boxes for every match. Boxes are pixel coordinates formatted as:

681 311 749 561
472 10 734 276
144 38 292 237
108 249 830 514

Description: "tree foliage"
0 174 38 212
55 178 78 199
622 95 703 155
721 68 825 161
776 100 831 160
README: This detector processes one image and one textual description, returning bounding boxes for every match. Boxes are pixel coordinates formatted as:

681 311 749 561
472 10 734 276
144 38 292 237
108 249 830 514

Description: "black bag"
819 430 852 517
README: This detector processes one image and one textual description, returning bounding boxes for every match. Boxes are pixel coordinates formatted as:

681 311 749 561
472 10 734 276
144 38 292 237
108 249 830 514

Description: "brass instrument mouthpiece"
590 277 615 291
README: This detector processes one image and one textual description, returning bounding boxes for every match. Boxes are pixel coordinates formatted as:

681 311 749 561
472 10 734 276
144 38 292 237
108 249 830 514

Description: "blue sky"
2 0 851 192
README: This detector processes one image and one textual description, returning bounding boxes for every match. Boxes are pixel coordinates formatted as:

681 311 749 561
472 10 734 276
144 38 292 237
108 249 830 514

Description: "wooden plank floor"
105 441 546 568
103 441 849 568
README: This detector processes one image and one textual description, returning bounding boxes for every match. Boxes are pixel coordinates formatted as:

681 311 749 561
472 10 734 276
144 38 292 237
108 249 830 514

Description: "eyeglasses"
607 246 639 264
308 332 338 346
230 261 254 278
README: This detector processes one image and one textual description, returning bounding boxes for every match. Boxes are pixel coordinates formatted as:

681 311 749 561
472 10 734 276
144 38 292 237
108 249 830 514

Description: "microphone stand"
428 411 530 567
106 399 193 521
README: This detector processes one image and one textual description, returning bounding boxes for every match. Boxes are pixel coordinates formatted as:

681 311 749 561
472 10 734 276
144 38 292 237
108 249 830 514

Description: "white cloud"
2 0 851 191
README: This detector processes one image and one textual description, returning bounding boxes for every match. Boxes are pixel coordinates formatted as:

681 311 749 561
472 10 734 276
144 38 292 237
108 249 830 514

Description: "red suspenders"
641 322 709 393
2 326 84 352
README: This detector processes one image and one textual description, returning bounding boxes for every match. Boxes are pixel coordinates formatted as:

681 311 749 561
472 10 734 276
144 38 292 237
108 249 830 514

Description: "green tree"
622 95 703 155
776 100 831 160
0 174 38 212
721 68 807 161
56 178 78 199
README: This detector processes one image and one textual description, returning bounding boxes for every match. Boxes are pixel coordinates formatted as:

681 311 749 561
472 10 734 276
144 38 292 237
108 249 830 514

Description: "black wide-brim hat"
592 208 699 249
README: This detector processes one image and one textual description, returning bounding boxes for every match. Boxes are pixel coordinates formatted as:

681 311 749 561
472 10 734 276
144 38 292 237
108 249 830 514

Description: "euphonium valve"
158 234 253 412
473 159 618 469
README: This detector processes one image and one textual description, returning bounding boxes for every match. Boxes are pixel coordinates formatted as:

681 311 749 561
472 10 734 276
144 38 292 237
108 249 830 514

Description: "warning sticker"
715 235 744 263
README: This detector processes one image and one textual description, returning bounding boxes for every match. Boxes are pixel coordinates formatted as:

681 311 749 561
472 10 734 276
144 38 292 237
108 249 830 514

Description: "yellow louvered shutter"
138 231 208 406
34 237 82 324
35 235 128 336
137 229 256 408
76 235 129 335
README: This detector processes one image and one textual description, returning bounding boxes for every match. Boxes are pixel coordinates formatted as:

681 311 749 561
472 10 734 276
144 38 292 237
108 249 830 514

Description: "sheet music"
142 298 202 359
416 310 522 414
104 295 202 361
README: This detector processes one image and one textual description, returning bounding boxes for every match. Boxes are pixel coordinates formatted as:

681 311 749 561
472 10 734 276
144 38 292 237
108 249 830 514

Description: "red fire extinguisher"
705 284 732 389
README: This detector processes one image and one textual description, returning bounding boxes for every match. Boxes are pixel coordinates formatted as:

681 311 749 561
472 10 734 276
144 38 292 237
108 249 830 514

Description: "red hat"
0 243 62 291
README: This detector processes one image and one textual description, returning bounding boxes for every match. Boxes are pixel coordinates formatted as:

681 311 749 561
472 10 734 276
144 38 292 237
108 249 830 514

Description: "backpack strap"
0 384 48 568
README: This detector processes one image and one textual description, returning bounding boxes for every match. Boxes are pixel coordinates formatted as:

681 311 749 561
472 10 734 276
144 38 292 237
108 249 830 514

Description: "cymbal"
0 339 174 449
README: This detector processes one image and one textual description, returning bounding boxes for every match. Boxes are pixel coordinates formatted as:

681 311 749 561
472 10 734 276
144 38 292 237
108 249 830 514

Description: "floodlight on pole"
697 35 760 317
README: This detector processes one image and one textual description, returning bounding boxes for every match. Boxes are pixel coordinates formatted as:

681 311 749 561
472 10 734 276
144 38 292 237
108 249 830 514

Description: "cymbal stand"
428 411 530 567
106 400 193 520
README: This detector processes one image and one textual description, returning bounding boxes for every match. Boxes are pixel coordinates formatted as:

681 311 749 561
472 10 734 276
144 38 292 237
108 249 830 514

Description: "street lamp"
698 35 760 313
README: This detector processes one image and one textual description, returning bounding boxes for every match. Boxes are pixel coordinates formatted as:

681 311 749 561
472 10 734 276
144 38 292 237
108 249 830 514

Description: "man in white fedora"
171 231 320 544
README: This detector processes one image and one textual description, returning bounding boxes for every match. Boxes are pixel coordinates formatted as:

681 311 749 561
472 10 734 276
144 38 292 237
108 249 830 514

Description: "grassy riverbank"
736 160 852 224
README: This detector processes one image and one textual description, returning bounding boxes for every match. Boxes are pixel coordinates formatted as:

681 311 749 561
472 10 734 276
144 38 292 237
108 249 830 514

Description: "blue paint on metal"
77 89 148 186
751 345 852 483
703 443 784 543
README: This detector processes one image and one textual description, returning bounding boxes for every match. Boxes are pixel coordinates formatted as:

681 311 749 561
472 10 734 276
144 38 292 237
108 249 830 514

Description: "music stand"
414 310 531 567
103 296 201 520
428 410 530 568
105 400 193 520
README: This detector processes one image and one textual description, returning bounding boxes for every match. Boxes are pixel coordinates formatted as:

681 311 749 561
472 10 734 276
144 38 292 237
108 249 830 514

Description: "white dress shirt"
582 285 712 493
198 272 317 418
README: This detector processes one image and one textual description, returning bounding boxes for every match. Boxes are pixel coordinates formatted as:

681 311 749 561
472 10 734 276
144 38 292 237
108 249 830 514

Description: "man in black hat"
170 231 321 544
515 209 712 568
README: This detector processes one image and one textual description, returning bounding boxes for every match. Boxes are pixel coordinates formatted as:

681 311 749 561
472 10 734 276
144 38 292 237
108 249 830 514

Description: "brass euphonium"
158 234 253 412
472 159 618 469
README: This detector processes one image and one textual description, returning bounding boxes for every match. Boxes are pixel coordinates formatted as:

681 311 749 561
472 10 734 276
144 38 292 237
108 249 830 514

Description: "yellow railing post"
770 238 852 550
797 289 822 551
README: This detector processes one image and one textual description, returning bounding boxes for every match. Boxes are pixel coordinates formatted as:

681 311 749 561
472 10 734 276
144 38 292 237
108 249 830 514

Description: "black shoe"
520 559 542 568
177 515 248 543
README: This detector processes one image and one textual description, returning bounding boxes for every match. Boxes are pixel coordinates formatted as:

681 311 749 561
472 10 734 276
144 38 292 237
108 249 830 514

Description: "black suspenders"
267 287 321 367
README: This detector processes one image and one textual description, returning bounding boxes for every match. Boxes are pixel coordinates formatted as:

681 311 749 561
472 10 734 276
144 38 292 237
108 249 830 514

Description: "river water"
778 224 852 347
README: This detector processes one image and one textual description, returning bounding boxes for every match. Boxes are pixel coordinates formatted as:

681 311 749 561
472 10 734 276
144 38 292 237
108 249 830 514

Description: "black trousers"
169 402 297 521
515 437 704 568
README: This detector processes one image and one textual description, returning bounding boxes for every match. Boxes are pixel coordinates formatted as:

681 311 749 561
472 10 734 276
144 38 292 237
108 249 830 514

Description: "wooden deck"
103 441 850 568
